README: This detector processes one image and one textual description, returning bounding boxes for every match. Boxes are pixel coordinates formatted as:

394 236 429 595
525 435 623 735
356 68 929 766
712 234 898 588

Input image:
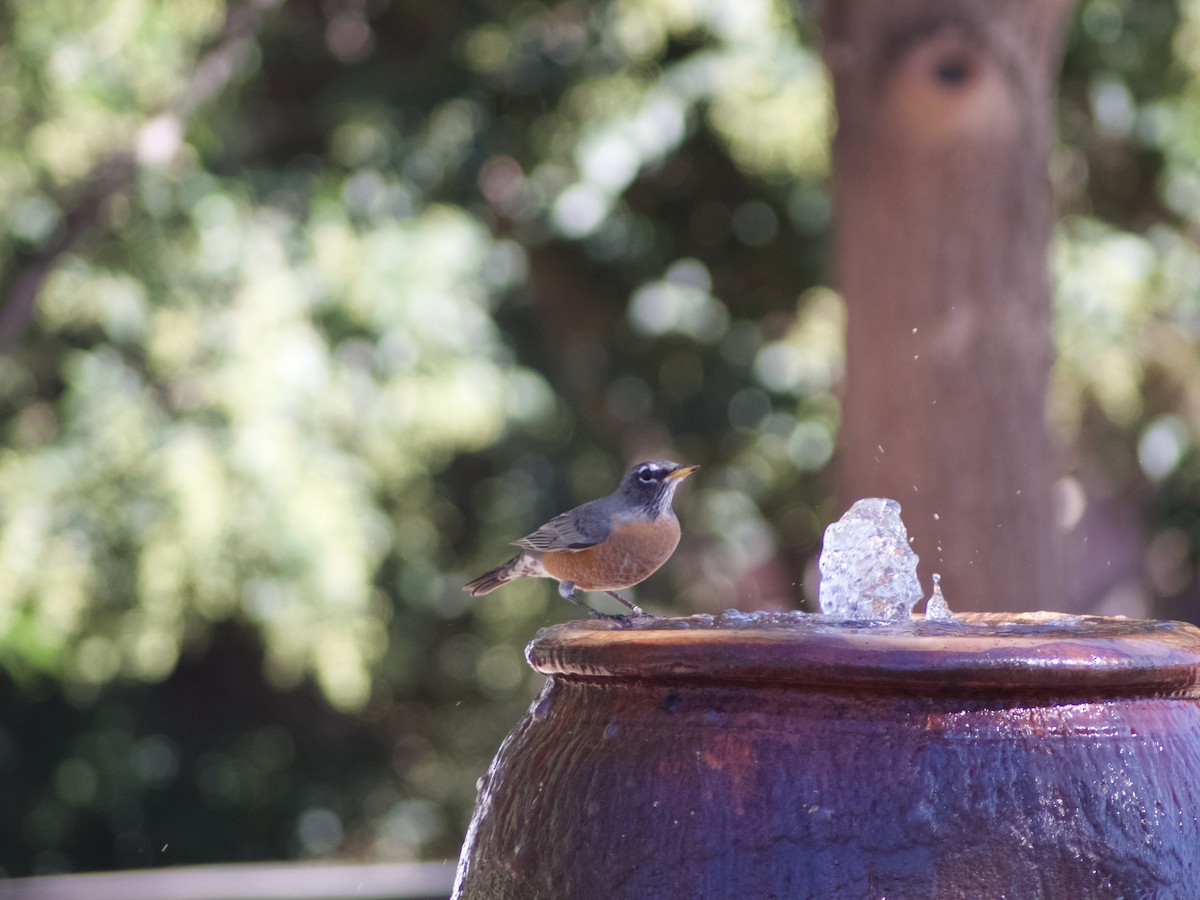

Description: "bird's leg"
604 590 652 618
558 581 619 620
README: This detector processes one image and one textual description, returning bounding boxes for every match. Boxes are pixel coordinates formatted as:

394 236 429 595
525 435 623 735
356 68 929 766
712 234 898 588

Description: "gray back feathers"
513 459 689 554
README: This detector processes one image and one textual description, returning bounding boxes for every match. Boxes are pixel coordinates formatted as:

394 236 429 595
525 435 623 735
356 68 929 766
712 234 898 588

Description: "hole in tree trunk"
934 57 971 85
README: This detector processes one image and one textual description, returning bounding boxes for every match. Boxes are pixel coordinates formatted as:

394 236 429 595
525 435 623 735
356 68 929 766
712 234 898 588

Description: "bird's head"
616 459 699 517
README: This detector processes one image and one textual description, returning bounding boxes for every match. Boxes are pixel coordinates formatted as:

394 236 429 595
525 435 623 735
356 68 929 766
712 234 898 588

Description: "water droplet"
925 573 957 622
532 695 554 721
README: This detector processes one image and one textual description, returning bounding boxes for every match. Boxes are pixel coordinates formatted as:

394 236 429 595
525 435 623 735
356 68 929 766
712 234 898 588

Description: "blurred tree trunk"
823 0 1076 612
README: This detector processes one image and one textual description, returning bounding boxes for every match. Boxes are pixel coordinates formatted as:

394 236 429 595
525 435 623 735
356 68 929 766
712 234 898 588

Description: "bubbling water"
818 498 952 621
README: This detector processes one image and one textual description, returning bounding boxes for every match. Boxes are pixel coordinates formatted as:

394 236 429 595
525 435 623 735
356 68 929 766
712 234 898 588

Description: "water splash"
818 498 922 620
924 573 956 622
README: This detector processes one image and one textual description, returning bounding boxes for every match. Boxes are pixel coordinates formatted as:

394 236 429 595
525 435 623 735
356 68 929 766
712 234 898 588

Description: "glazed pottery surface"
453 612 1200 899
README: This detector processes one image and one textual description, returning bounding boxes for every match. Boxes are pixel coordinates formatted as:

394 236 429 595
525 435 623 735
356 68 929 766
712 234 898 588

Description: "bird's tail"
464 554 525 596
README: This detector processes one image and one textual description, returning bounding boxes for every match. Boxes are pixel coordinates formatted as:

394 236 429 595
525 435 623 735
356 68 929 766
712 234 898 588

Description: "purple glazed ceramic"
454 612 1200 899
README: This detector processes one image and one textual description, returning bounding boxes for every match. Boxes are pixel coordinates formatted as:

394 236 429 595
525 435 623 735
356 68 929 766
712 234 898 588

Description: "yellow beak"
666 464 700 481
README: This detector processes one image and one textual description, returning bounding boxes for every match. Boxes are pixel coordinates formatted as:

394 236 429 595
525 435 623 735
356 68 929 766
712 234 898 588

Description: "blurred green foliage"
0 0 1198 878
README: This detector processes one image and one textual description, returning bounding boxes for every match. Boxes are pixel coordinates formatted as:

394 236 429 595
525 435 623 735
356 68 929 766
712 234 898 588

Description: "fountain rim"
525 611 1200 698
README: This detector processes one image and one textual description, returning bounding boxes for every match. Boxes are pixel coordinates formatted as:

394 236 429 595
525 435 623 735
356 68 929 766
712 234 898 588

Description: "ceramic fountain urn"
453 612 1200 899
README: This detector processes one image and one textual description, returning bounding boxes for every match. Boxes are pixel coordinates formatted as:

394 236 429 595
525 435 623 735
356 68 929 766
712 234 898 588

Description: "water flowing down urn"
453 613 1200 898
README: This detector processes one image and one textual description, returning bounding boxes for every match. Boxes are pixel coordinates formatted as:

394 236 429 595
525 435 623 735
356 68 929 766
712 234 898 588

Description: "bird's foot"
559 581 617 620
604 590 660 619
586 609 633 624
558 582 645 623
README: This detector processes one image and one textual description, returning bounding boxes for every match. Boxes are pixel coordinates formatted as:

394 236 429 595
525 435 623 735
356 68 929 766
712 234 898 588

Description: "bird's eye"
638 468 656 483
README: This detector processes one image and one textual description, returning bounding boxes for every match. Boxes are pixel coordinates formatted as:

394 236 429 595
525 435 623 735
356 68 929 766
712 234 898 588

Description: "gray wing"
514 498 613 552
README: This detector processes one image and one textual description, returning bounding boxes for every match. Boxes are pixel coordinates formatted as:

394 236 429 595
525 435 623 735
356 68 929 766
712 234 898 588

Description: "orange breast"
541 516 681 591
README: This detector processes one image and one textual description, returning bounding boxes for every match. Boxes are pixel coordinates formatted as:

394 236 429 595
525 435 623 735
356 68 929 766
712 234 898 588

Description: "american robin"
464 459 699 618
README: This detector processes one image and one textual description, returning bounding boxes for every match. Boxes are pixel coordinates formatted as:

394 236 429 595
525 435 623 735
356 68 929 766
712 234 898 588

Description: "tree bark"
823 0 1075 611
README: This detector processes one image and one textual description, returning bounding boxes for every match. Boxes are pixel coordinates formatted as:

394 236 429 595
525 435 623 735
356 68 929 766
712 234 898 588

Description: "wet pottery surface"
453 613 1200 899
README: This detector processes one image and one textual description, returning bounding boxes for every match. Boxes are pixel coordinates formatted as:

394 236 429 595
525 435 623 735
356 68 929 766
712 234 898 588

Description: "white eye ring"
638 468 656 482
